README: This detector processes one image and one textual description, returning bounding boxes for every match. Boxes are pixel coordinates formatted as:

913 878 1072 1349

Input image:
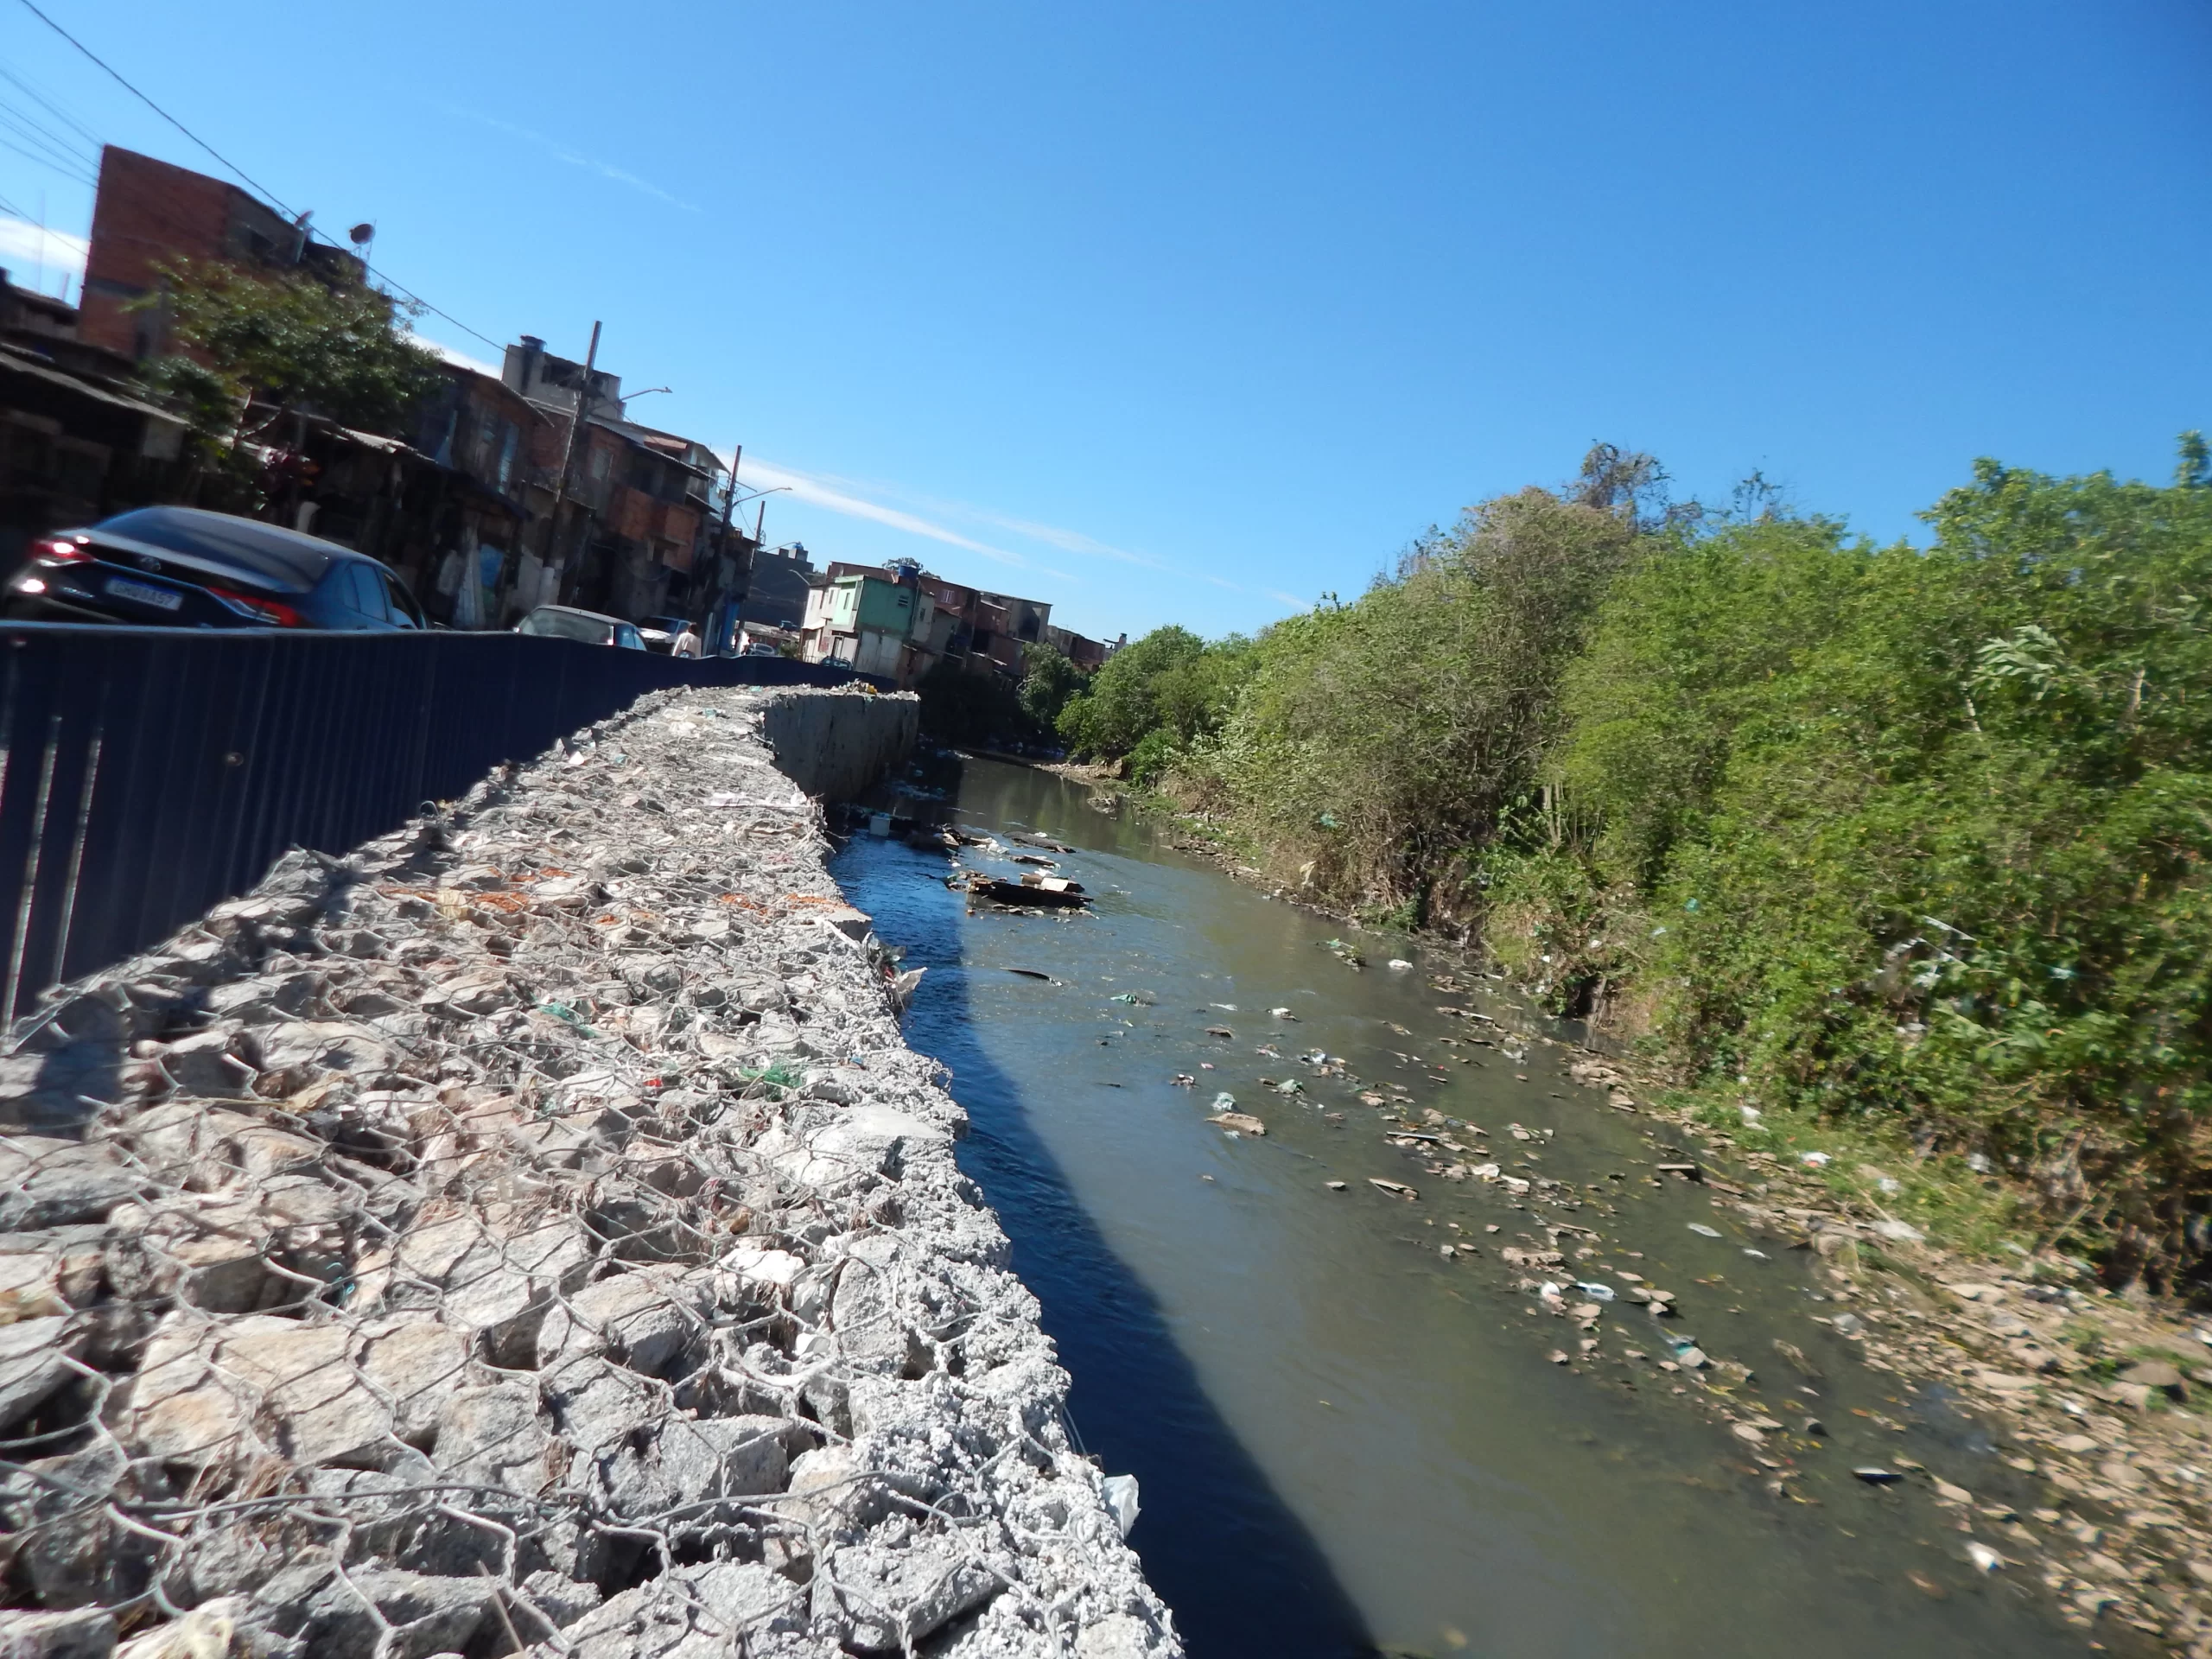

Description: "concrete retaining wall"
759 688 919 801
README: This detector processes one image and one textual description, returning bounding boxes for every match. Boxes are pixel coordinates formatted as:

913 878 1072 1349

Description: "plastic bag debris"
1688 1223 1722 1239
1101 1474 1141 1539
1574 1281 1618 1302
1387 959 1413 971
1211 1092 1238 1111
1799 1151 1832 1167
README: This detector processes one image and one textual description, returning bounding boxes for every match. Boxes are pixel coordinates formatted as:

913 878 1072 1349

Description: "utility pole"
541 321 601 610
709 443 743 651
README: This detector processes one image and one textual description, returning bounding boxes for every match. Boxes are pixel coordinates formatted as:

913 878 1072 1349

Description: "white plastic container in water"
868 813 893 836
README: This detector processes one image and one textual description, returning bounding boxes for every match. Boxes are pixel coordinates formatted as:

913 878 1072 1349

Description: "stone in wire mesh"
0 686 1174 1659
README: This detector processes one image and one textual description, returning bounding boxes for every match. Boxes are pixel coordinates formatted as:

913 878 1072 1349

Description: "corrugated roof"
0 342 186 428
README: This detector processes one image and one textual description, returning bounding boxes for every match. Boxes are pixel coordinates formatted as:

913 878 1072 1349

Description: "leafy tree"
1535 438 2212 1276
1017 645 1084 734
1057 626 1206 757
137 258 444 457
1202 486 1638 922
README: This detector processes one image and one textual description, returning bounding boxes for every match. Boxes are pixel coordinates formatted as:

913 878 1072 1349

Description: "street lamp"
731 485 791 543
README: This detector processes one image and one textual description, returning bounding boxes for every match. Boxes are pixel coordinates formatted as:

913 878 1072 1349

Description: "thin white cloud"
442 107 700 213
1268 590 1309 609
0 216 86 279
769 468 1262 600
734 456 1064 578
410 334 502 377
945 505 1170 573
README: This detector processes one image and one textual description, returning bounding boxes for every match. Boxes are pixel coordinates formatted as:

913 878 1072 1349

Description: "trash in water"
1205 1026 1235 1039
1574 1281 1617 1302
1743 1248 1769 1260
1101 1473 1141 1539
1688 1224 1723 1239
1211 1092 1238 1110
1388 959 1413 971
1965 1541 2003 1573
962 874 1089 909
1274 1079 1304 1096
1171 1074 1196 1087
1537 1281 1564 1302
1325 1180 1347 1191
1852 1467 1901 1484
1269 1006 1297 1020
1109 991 1152 1004
1369 1178 1419 1200
1007 968 1052 981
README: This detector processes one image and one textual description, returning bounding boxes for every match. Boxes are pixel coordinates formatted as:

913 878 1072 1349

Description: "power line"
0 60 105 153
0 98 99 175
9 0 507 354
341 251 505 353
11 0 298 217
0 128 93 188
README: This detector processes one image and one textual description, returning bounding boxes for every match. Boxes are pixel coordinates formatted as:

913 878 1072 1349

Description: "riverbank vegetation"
1058 438 2212 1284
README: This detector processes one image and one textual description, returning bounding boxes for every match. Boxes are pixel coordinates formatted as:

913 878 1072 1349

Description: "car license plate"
105 576 181 612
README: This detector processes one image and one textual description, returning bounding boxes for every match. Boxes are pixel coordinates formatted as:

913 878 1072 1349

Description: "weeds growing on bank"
1045 438 2212 1285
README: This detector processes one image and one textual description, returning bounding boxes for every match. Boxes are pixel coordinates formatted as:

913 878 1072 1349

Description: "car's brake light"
33 537 92 565
207 586 304 627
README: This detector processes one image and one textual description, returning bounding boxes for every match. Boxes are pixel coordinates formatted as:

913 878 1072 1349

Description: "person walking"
671 620 702 659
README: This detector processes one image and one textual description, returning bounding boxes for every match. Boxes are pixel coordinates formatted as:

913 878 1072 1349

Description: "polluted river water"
833 758 2126 1659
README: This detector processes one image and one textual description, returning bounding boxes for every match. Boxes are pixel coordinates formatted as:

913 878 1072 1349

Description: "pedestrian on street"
672 620 702 659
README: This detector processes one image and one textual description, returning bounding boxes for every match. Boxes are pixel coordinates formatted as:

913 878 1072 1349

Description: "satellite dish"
348 222 375 245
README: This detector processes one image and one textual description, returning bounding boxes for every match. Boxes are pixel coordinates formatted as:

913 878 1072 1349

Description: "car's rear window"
95 507 336 593
523 609 613 644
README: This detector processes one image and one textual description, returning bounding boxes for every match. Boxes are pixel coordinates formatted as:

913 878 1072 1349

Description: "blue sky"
2 1 2205 642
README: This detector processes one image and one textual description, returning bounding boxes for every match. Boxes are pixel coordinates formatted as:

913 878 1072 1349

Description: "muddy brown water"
834 758 2117 1659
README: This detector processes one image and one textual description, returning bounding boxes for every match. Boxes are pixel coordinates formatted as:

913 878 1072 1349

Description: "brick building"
78 146 362 361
